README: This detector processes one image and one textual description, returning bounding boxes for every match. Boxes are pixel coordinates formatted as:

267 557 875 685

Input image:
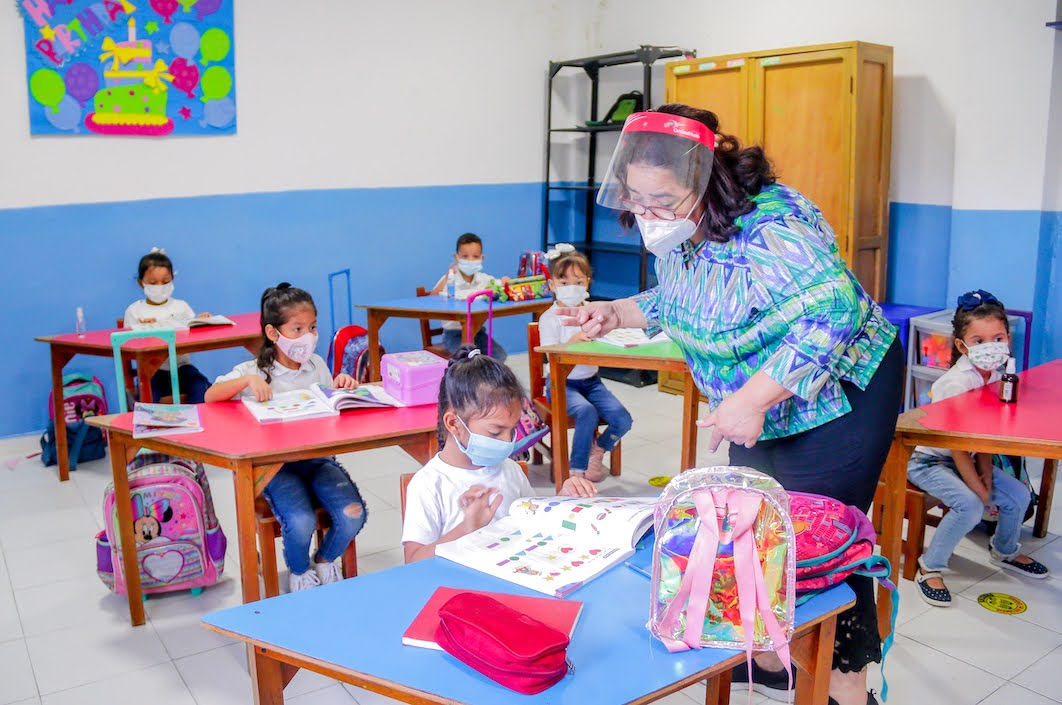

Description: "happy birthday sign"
20 0 237 136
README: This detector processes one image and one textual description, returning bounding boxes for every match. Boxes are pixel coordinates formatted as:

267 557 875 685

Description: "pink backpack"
49 373 107 424
95 453 227 596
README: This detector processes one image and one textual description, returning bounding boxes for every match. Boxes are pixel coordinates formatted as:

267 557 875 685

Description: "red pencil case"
435 592 571 694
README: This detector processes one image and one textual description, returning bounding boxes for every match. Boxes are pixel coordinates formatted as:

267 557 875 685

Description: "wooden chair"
400 461 530 520
415 286 452 359
255 497 358 597
527 322 621 476
872 482 943 581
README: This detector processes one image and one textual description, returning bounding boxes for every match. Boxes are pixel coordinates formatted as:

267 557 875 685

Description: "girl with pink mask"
205 283 367 592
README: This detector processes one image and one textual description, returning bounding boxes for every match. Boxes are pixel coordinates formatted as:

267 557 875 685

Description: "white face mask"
143 282 174 304
635 213 703 258
275 331 318 365
965 341 1009 372
555 284 589 307
457 259 483 276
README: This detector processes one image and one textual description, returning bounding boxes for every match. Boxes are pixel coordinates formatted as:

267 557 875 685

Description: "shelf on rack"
549 46 690 72
546 184 597 191
547 240 644 255
549 124 625 133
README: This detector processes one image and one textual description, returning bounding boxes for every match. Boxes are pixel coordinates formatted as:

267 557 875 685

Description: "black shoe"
730 659 794 702
828 690 879 705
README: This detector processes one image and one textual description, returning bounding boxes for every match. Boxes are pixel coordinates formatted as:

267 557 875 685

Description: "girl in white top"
907 290 1049 608
402 345 596 563
123 248 212 403
206 283 367 593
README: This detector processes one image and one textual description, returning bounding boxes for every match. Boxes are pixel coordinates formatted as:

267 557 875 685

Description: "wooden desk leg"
877 437 911 640
235 459 264 604
400 432 438 465
249 644 286 705
367 310 387 382
548 359 573 494
704 669 732 705
792 612 837 705
134 353 167 402
50 347 75 482
681 372 699 472
1034 458 1057 539
107 432 145 626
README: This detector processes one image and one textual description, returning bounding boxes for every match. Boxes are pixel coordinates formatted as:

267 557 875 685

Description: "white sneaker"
289 569 321 593
314 560 343 585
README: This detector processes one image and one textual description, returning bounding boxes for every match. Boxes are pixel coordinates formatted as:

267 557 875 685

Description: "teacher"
559 106 903 705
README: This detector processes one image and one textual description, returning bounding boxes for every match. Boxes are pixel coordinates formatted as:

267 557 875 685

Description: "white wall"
0 0 593 210
587 0 1058 210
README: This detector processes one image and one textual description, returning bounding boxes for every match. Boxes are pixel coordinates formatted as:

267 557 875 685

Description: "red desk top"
104 401 438 459
913 360 1062 443
37 312 261 351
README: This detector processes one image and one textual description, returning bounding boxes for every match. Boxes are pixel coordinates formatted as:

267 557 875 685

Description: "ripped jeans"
262 457 367 575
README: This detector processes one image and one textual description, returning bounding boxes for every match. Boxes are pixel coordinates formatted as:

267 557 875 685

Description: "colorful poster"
20 0 236 136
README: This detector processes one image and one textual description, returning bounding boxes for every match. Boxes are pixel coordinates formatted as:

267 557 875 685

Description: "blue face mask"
457 259 483 276
454 415 516 467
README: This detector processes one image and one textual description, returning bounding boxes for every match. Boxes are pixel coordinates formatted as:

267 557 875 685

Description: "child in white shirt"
431 232 507 361
402 345 596 562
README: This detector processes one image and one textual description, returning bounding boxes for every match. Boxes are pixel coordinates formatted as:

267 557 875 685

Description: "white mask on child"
965 341 1009 372
457 259 483 276
555 285 589 307
275 331 318 364
143 283 173 304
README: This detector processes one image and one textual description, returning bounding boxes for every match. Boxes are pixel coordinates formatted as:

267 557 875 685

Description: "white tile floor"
1 354 1059 705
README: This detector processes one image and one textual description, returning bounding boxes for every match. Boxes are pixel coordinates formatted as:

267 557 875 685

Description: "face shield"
596 112 716 220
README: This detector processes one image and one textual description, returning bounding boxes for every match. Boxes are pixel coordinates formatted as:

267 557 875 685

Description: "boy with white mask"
123 248 212 403
431 232 507 361
537 247 632 482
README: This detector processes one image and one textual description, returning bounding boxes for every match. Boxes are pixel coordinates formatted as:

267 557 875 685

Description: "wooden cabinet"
658 41 892 397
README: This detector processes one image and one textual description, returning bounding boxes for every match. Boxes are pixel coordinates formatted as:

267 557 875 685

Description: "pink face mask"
275 331 317 364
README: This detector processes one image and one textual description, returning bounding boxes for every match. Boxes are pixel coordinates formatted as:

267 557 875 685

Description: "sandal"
916 567 952 607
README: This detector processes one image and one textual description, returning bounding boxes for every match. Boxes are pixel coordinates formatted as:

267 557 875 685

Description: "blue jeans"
442 328 507 362
907 451 1031 570
262 458 367 575
547 375 632 471
150 364 210 404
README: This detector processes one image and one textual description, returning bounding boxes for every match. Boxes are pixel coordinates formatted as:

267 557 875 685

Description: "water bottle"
446 269 456 299
75 307 86 337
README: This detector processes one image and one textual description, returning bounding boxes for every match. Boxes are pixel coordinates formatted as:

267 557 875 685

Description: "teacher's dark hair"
617 103 776 243
257 282 316 383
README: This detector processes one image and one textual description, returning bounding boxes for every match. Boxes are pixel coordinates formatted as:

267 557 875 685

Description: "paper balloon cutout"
199 27 230 66
64 63 99 107
150 0 180 24
168 58 200 98
30 69 65 113
201 96 234 128
45 95 82 132
169 22 200 60
195 0 222 21
200 65 232 102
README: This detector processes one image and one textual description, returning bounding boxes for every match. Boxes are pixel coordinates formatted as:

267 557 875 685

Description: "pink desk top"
911 360 1062 444
101 401 438 459
37 312 261 351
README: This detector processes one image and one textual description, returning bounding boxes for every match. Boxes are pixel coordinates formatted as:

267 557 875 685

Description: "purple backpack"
96 453 227 596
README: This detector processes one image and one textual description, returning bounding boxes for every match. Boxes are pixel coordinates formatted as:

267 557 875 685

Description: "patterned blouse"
633 183 896 440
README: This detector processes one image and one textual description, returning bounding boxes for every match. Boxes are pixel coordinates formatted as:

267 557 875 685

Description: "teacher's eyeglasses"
620 190 695 221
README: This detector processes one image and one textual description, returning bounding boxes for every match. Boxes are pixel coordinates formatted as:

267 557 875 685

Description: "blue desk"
357 295 553 380
203 556 855 705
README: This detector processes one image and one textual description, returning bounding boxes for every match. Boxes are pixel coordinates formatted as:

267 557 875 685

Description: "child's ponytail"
436 345 524 448
256 282 316 383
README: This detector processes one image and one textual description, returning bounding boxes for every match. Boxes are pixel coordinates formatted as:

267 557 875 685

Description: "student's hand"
459 485 504 531
556 301 622 338
138 317 157 324
198 312 212 318
569 331 590 344
333 373 359 389
245 375 273 402
500 276 511 285
560 476 598 498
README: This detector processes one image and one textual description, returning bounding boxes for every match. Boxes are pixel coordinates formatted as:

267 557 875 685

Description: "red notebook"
402 586 583 650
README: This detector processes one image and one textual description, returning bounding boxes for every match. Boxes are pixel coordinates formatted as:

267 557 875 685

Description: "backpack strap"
66 422 91 471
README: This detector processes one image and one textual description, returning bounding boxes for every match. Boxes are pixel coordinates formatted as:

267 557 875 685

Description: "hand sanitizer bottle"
76 307 86 337
999 356 1019 403
446 270 456 299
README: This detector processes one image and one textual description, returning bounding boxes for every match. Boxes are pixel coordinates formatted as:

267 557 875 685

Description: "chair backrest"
415 287 445 349
527 322 546 399
400 461 530 521
110 329 180 413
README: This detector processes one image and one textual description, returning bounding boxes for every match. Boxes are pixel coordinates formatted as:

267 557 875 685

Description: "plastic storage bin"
382 351 447 406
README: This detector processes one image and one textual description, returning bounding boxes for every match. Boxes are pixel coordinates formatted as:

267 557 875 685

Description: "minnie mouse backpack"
96 452 227 596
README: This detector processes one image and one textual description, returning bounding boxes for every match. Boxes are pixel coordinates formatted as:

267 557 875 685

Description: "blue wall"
2 183 542 438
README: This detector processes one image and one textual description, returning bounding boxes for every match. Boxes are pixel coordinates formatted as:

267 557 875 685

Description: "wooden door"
665 58 749 141
749 49 854 262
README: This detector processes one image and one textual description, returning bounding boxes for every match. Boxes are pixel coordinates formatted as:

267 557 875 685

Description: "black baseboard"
599 366 657 388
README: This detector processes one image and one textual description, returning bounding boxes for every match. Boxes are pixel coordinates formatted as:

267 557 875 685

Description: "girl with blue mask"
402 346 596 563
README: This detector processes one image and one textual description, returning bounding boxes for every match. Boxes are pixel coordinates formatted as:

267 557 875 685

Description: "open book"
595 328 671 348
435 496 657 598
132 403 203 438
186 314 236 328
241 383 403 423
